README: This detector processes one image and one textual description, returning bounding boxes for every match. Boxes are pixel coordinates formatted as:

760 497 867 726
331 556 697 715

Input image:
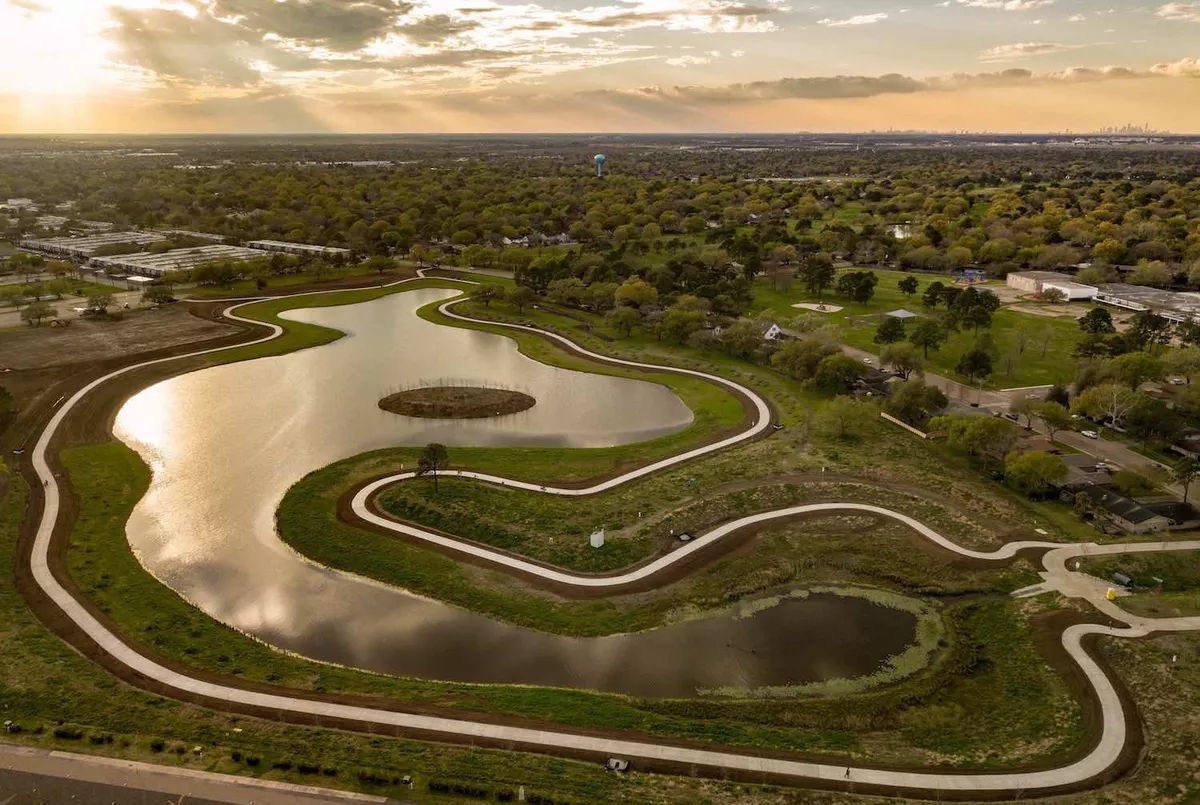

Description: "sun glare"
0 3 119 97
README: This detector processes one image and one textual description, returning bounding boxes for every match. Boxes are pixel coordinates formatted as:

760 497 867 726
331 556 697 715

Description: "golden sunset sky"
1 0 1198 133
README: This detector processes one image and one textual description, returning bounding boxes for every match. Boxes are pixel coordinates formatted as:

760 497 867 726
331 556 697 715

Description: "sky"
0 0 1198 133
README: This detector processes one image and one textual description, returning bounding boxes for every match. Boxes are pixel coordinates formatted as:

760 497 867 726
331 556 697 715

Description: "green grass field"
0 277 1098 796
750 268 1086 388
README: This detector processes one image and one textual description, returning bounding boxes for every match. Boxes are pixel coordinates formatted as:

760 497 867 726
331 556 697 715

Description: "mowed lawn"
750 267 1087 389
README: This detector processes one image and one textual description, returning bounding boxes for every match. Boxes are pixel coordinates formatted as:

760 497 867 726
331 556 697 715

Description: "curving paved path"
24 273 1200 797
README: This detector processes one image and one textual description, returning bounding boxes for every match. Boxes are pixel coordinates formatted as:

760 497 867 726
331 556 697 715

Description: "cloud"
1157 3 1200 22
956 0 1055 9
5 0 46 12
210 0 412 51
576 64 1164 109
818 12 888 26
1151 57 1200 75
979 41 1075 62
394 14 480 44
107 7 274 86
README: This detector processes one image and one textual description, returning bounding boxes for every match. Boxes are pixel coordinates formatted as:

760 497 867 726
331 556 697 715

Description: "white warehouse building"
1006 271 1098 301
246 240 351 258
89 245 266 277
20 231 164 259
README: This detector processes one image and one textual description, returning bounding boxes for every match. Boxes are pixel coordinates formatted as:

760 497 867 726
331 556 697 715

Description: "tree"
1032 401 1072 443
1047 383 1070 407
873 316 905 345
720 318 769 360
811 354 862 396
20 300 54 327
949 287 1000 333
506 285 535 312
1128 260 1172 288
1005 451 1068 498
365 255 394 275
416 443 450 492
835 270 878 303
143 286 175 306
1172 458 1200 503
85 292 113 316
1104 351 1163 389
1040 287 1067 305
1009 396 1037 429
605 305 641 337
1163 347 1200 383
771 337 839 381
1071 383 1139 430
656 306 706 344
1078 307 1115 336
614 277 658 308
956 348 993 386
909 319 945 358
884 379 947 426
0 385 12 420
814 397 876 440
1127 311 1172 353
932 414 1019 463
798 252 835 300
922 281 945 309
898 275 919 297
470 283 503 307
546 278 586 307
879 342 924 379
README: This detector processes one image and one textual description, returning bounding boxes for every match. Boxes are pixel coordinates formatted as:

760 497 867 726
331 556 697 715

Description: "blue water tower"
594 153 607 177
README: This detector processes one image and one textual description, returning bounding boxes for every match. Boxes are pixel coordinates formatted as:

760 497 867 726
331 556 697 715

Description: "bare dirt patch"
791 302 843 313
0 306 233 371
379 386 536 419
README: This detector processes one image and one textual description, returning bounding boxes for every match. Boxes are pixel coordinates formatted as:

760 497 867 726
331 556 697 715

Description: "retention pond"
113 288 916 696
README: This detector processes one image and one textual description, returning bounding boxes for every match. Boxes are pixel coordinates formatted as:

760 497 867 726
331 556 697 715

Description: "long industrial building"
89 245 265 277
19 231 163 258
1095 283 1200 323
246 239 352 258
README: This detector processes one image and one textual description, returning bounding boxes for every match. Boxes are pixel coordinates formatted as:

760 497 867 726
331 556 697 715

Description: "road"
0 743 403 804
845 344 1185 496
20 271 1200 798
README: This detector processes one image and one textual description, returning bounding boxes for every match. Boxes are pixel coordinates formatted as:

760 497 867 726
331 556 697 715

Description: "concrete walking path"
23 272 1200 797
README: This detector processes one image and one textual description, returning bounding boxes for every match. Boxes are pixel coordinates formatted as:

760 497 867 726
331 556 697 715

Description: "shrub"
149 739 165 752
52 727 83 740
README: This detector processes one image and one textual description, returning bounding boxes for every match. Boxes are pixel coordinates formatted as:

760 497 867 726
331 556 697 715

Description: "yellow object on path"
1106 588 1116 601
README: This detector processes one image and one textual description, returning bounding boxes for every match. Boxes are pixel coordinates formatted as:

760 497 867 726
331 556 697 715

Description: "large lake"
113 288 914 697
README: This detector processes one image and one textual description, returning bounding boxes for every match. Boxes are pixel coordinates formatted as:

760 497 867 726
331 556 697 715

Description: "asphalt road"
0 744 403 805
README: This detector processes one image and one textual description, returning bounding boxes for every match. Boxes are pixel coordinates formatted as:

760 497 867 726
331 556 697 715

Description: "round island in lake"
378 386 536 419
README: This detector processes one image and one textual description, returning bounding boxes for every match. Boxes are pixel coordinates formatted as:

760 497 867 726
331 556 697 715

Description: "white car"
1081 430 1099 439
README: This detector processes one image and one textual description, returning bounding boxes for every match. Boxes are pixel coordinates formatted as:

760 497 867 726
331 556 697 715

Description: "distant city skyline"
1 0 1198 134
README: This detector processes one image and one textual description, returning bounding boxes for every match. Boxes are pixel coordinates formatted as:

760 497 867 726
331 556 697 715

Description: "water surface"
114 288 914 696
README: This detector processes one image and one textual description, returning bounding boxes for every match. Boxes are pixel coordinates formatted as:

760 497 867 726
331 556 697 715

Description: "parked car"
606 758 630 772
1081 430 1099 439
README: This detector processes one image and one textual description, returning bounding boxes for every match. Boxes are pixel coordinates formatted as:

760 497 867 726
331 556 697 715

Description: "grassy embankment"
60 439 1082 768
1082 552 1200 618
749 268 1087 389
0 278 1086 792
184 263 416 299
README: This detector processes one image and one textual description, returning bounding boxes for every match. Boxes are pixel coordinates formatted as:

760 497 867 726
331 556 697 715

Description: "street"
0 743 405 805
